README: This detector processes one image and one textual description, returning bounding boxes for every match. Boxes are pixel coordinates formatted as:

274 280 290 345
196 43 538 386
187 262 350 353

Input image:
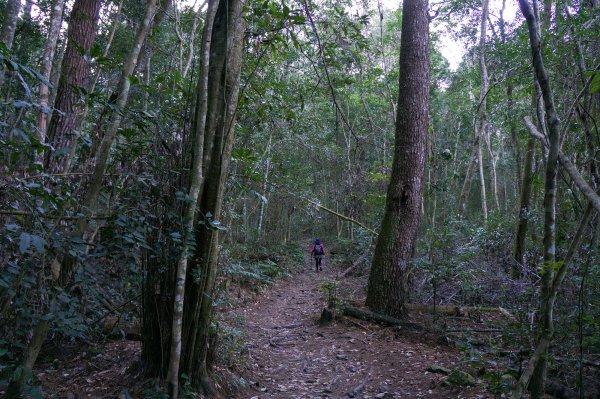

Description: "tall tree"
457 0 489 222
36 0 65 143
365 0 429 318
0 0 22 86
0 0 20 51
517 0 561 396
143 0 246 394
4 1 159 395
165 0 218 396
181 0 245 390
44 0 103 173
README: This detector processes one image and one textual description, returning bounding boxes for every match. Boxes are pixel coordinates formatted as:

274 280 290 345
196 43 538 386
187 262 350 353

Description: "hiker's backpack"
314 244 324 255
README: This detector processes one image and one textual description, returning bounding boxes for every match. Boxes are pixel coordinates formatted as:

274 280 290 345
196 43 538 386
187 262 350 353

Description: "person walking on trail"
311 239 325 272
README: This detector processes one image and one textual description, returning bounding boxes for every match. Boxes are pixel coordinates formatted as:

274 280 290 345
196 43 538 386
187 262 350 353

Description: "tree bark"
36 0 65 144
457 0 489 220
365 0 429 318
458 149 477 217
165 0 218 396
0 0 22 86
512 135 536 277
0 0 20 50
154 0 245 393
477 0 490 223
44 0 103 173
518 0 562 396
4 320 49 397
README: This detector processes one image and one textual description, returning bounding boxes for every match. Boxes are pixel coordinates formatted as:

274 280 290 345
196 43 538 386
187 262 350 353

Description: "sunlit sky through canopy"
180 0 520 71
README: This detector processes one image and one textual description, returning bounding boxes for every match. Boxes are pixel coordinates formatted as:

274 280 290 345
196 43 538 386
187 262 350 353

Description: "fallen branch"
307 199 377 235
341 250 372 277
446 328 501 333
341 304 437 333
552 356 600 369
406 304 515 320
345 317 371 331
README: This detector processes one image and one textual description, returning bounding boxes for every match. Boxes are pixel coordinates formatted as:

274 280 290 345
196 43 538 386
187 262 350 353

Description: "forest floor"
36 251 507 398
226 253 500 399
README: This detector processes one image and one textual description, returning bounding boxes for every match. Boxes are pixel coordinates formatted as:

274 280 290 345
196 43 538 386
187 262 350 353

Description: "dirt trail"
238 256 491 399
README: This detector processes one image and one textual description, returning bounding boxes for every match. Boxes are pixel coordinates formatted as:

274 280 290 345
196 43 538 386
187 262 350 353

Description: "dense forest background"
0 0 599 397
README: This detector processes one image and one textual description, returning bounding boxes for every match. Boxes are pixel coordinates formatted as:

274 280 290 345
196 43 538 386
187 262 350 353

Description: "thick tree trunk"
165 0 218 396
145 0 245 393
186 1 245 388
36 0 65 144
365 0 429 318
518 0 562 396
44 0 102 173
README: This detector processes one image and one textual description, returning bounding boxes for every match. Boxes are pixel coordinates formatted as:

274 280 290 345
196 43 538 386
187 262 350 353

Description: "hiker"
311 239 325 272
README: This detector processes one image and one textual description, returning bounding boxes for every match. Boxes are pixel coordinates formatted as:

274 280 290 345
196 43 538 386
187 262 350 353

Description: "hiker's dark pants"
314 255 323 270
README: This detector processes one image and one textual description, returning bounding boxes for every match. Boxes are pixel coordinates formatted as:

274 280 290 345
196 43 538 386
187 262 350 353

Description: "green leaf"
19 233 31 254
590 72 600 94
5 224 20 232
90 42 102 58
30 235 46 253
128 75 140 85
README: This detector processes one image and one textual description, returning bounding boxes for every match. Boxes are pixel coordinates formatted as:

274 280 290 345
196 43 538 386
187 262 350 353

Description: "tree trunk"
81 0 159 214
36 0 65 144
0 0 20 49
512 135 536 277
477 0 489 223
258 135 273 238
8 3 159 393
4 320 49 397
0 0 22 86
365 0 429 318
507 82 523 193
484 127 500 211
165 0 218 396
183 5 203 78
44 0 103 173
518 0 562 396
143 0 246 393
458 149 477 217
183 1 245 389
